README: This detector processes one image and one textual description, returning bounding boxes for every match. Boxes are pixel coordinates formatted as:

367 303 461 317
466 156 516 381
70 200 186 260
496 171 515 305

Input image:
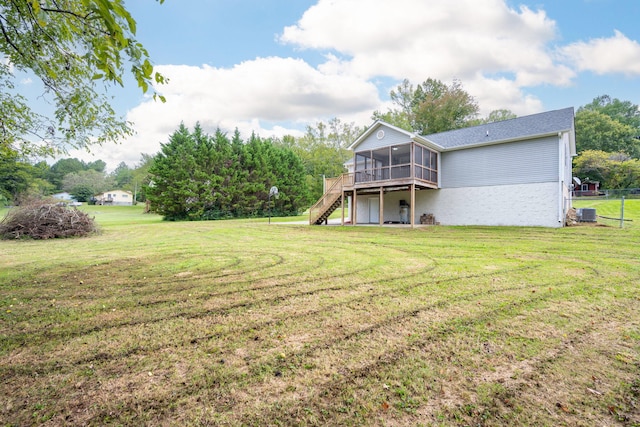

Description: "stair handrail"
309 174 347 224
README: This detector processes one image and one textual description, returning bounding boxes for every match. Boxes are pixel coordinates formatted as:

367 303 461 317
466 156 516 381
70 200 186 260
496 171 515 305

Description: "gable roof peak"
348 120 415 150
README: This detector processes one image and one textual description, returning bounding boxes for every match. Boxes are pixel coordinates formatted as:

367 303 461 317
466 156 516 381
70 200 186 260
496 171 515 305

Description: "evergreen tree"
147 124 307 220
147 124 199 220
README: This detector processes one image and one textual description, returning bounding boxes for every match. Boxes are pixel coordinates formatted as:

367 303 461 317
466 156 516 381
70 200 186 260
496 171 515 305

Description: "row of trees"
575 95 640 158
147 124 308 220
2 1 638 214
3 77 639 215
573 151 640 190
572 95 640 189
0 155 151 204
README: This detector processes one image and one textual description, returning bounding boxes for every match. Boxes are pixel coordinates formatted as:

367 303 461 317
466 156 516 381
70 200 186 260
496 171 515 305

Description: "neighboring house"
573 180 600 197
310 107 576 228
94 190 133 206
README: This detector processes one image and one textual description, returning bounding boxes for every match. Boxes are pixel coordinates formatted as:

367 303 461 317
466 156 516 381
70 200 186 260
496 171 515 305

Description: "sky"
45 0 640 170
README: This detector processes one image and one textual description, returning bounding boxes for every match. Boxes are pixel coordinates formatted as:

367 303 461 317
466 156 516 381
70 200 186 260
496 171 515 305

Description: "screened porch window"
354 142 438 185
414 145 438 183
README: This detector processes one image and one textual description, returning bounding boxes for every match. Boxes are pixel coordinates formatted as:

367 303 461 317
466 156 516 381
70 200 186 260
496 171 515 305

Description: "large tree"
573 150 640 190
111 161 133 188
575 110 639 158
0 0 166 157
580 95 640 131
373 78 479 134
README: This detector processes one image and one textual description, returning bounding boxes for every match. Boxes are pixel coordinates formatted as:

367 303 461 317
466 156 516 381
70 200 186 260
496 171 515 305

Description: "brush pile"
0 200 98 239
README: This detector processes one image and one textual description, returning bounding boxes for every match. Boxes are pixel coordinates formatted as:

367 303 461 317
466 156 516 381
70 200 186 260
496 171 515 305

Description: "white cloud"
68 0 639 170
280 0 573 94
69 57 380 169
464 74 543 116
560 30 640 76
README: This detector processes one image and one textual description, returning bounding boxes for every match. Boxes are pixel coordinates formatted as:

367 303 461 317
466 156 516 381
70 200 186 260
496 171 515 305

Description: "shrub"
0 200 98 240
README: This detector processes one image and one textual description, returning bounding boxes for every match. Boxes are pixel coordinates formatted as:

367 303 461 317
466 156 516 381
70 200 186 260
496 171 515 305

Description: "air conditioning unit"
579 208 596 222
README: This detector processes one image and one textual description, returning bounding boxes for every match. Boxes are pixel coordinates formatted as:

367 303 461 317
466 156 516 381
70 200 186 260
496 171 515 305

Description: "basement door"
368 197 380 224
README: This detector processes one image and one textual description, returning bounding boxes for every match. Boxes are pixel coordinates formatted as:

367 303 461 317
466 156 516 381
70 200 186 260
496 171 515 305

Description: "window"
413 145 438 185
354 143 437 184
414 145 422 166
355 152 370 171
391 145 410 165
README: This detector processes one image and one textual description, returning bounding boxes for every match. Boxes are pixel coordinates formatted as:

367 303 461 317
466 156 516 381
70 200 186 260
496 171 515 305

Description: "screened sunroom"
352 142 438 188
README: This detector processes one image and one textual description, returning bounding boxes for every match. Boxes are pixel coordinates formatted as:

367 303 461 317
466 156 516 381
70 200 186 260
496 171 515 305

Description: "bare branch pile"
0 202 98 240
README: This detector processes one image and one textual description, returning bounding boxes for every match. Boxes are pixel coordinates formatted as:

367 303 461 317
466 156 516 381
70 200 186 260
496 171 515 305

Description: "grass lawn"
573 197 640 228
1 203 639 426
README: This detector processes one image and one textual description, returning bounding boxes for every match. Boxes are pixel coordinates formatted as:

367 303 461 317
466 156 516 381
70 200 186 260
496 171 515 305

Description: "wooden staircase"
309 175 351 225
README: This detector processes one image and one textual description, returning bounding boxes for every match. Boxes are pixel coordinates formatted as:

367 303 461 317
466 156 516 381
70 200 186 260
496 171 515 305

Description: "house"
94 190 134 206
573 180 600 197
310 107 576 228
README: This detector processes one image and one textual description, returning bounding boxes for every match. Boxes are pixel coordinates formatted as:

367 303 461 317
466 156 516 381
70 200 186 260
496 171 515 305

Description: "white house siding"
355 182 561 227
415 182 562 227
96 190 133 206
356 196 379 224
560 131 574 221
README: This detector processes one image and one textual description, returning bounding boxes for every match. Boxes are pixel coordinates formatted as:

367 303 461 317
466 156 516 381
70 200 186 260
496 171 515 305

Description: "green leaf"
142 59 153 78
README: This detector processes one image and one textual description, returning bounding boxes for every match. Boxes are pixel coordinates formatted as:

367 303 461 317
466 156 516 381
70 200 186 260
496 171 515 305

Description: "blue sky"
55 0 640 169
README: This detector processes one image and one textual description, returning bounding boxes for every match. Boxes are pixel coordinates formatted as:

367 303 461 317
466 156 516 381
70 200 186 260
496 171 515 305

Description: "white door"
368 197 380 223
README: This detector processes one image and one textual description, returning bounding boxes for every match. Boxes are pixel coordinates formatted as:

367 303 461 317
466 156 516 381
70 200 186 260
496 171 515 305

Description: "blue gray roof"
422 107 575 149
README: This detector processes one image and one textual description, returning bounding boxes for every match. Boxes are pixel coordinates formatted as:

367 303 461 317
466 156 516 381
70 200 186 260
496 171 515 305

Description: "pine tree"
147 124 308 220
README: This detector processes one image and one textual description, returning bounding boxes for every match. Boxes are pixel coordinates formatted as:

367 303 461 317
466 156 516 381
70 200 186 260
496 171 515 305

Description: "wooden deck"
309 171 438 225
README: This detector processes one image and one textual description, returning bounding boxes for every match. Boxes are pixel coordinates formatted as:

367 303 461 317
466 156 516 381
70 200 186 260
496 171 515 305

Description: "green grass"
0 204 639 426
574 198 640 228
